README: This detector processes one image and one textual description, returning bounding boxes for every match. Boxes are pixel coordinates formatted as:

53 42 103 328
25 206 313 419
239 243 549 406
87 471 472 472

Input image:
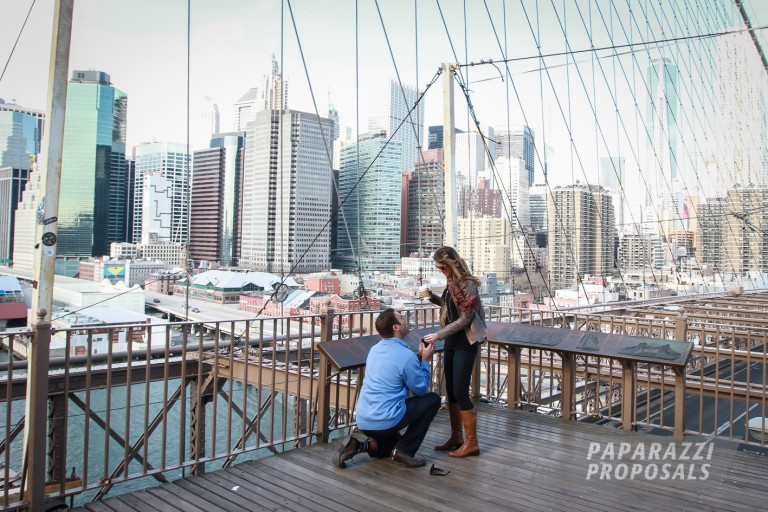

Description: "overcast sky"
2 0 767 197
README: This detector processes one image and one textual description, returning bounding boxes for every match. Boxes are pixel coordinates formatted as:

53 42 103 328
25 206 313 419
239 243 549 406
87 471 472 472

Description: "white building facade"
132 142 191 245
240 109 334 273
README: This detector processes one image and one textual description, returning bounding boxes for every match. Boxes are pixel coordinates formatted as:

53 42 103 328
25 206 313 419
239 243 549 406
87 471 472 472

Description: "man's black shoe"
333 436 360 468
391 449 426 468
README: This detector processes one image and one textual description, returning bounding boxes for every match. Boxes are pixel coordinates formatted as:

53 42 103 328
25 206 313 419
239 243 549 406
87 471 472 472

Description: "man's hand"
418 338 435 361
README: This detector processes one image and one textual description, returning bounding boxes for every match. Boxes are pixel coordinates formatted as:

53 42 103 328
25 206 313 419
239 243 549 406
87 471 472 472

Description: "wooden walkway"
76 405 768 512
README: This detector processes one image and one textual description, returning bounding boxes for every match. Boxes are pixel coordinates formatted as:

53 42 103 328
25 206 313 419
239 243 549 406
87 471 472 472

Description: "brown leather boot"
449 409 480 458
435 403 464 450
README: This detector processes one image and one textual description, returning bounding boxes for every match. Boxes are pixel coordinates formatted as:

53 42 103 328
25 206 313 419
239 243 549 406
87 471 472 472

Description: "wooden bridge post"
675 312 688 341
560 353 576 420
318 353 331 443
318 303 334 443
673 367 686 439
507 346 521 409
620 360 636 432
320 301 334 343
674 312 688 439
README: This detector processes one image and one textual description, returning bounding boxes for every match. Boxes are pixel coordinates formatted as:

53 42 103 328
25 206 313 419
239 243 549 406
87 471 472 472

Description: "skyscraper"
259 56 288 112
463 178 502 219
646 58 679 207
402 148 444 257
335 131 402 272
125 157 135 242
714 32 768 192
190 132 244 267
428 125 444 150
0 99 41 265
722 187 768 274
368 79 422 173
619 224 654 272
140 172 173 244
496 156 530 228
240 110 333 273
233 88 259 132
456 128 493 186
427 125 463 150
0 99 44 169
695 197 725 272
0 168 30 263
528 183 548 232
599 157 625 189
328 103 340 146
547 183 616 289
11 168 42 272
192 95 220 149
132 142 191 245
232 56 288 131
457 216 512 278
600 156 626 234
494 125 535 186
57 70 128 275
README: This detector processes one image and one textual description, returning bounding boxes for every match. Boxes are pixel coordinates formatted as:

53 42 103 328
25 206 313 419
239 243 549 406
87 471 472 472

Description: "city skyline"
2 1 768 286
3 1 767 193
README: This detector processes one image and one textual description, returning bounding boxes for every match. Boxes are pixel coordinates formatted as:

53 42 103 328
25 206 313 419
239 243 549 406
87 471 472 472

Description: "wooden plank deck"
75 404 768 511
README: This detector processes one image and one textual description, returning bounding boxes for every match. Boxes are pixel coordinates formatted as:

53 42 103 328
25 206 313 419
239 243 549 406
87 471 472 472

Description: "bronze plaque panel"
486 321 693 367
318 326 441 371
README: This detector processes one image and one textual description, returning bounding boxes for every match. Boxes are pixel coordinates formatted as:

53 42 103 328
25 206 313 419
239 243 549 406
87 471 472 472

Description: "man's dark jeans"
360 392 441 458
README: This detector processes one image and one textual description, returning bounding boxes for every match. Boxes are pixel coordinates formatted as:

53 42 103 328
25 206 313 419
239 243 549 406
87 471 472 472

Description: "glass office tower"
0 99 44 169
57 70 128 272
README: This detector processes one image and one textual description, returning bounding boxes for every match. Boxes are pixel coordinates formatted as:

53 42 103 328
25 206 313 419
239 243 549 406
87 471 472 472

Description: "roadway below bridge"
145 291 310 341
641 353 768 452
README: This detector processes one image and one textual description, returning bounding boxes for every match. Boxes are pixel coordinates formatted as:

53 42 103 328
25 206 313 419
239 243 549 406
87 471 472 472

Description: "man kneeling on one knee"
333 308 440 468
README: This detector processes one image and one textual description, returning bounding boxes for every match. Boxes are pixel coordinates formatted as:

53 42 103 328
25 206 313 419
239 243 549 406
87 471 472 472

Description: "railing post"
320 301 334 343
675 312 688 341
189 379 208 476
673 313 688 439
24 309 51 509
507 346 521 410
560 353 576 420
48 394 67 484
673 367 686 439
620 360 636 432
317 302 334 443
317 353 331 443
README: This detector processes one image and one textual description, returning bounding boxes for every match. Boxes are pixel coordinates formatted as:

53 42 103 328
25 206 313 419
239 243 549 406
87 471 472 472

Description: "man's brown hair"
375 308 399 338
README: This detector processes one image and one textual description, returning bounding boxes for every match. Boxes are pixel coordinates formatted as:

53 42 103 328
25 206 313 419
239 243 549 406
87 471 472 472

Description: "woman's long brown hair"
433 246 480 286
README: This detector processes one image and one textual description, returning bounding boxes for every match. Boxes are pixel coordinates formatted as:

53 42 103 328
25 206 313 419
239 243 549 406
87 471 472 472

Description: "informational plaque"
318 326 441 371
486 321 693 367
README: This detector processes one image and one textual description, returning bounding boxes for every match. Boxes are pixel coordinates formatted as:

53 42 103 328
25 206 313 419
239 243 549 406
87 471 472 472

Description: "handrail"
316 320 694 440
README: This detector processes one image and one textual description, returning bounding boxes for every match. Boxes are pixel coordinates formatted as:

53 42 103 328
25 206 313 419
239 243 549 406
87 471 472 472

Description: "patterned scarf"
446 273 477 315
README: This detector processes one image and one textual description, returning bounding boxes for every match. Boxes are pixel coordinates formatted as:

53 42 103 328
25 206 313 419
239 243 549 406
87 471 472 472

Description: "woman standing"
422 246 486 458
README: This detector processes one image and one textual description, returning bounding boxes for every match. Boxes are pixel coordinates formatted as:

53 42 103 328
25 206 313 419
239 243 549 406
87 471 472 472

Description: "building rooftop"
192 269 298 289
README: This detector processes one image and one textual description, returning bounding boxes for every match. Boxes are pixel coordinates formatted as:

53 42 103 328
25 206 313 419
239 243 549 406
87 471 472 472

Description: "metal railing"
0 305 390 510
3 301 768 510
481 306 768 444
